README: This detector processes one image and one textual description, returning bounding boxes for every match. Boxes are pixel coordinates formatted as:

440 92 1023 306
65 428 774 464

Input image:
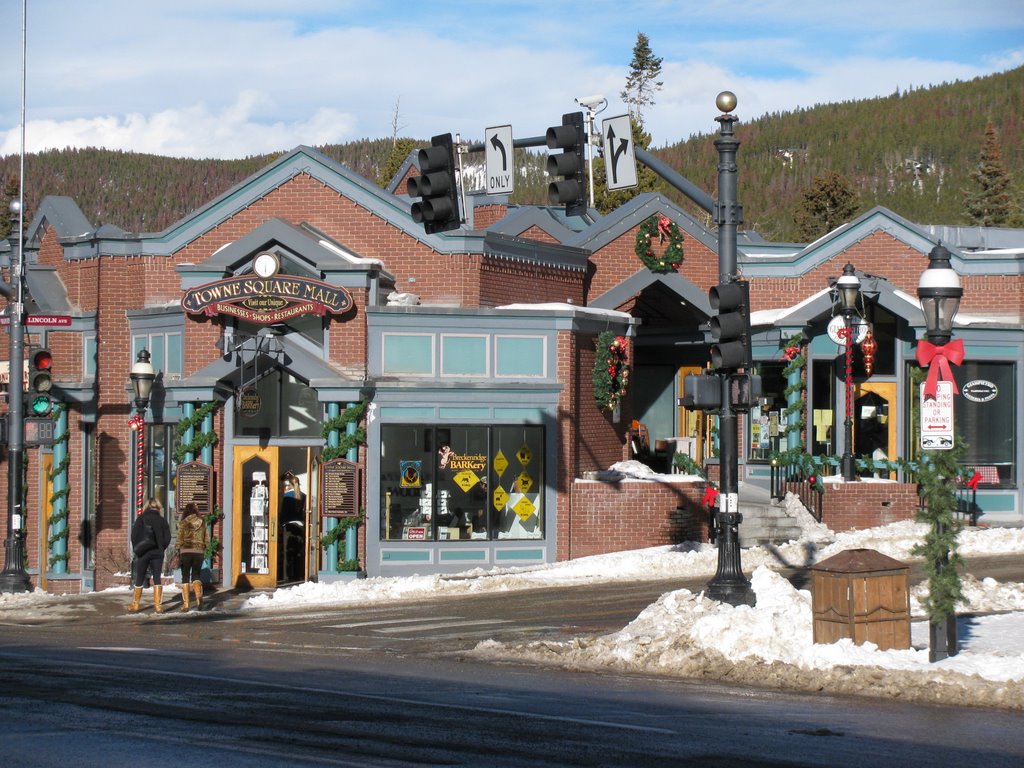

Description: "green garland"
173 400 221 463
320 399 368 462
47 402 70 567
592 331 630 411
317 399 369 565
911 442 966 622
203 506 224 563
635 214 684 273
780 333 807 441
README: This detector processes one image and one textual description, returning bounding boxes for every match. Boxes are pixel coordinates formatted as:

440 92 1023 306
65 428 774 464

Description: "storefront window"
810 361 836 457
955 362 1015 486
746 363 787 461
380 425 545 541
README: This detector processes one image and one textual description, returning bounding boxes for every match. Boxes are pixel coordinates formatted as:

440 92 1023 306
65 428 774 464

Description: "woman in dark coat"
128 497 172 613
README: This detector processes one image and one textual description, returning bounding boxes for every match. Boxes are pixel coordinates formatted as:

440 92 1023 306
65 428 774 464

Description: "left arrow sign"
484 124 514 195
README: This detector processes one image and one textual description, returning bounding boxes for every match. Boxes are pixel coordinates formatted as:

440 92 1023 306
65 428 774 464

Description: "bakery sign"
181 267 353 324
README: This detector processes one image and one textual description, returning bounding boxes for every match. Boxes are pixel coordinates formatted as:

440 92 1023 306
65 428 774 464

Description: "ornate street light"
916 243 964 662
128 349 156 516
832 263 861 481
0 199 31 593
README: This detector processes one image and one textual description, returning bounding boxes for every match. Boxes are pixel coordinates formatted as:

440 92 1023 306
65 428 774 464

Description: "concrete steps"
737 500 804 548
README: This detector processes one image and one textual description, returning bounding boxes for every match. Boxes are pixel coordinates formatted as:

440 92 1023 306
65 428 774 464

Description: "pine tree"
793 171 859 240
963 122 1021 226
620 32 663 124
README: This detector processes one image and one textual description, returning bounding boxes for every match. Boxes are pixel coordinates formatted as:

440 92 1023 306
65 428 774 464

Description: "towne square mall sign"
181 273 353 324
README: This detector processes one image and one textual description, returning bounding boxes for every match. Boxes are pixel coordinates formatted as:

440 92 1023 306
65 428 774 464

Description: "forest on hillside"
1 66 1021 243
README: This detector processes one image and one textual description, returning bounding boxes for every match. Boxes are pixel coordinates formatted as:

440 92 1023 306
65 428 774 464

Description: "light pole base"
706 512 756 607
841 454 857 482
0 533 32 593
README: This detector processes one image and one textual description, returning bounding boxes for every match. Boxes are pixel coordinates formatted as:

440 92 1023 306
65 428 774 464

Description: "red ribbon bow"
657 216 672 240
701 486 719 507
967 471 982 491
915 338 965 398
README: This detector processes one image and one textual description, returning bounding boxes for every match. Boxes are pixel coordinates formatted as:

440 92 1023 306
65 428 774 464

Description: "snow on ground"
3 493 1023 709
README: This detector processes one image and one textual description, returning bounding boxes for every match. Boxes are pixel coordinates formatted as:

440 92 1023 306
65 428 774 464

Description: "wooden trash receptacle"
810 548 910 650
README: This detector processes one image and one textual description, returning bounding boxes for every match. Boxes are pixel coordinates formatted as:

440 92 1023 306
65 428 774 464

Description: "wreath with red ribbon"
635 214 684 273
593 331 630 411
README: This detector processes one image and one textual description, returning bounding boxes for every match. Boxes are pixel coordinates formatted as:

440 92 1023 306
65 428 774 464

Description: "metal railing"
770 463 824 522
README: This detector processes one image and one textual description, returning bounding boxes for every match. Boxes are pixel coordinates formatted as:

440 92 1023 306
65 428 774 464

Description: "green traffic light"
29 394 52 416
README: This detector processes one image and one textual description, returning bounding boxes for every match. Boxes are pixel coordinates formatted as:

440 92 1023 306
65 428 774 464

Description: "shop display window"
380 424 544 541
746 363 787 461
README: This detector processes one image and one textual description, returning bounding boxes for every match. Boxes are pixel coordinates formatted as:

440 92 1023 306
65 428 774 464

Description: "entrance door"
677 366 709 464
854 381 897 478
233 446 279 588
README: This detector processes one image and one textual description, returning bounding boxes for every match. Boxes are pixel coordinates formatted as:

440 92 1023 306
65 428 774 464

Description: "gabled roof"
38 146 488 260
568 192 720 256
177 218 386 280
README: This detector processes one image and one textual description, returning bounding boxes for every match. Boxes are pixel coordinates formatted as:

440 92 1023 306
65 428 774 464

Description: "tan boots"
127 587 143 612
153 585 163 613
179 585 190 612
191 581 203 611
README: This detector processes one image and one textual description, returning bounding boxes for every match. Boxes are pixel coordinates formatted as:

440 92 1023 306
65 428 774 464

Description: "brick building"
1 143 1021 594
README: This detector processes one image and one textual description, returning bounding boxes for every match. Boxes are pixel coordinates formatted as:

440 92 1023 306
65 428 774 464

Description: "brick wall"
818 482 920 531
568 479 709 558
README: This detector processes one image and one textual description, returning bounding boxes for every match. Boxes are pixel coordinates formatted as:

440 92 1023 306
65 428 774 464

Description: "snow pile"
473 565 1024 708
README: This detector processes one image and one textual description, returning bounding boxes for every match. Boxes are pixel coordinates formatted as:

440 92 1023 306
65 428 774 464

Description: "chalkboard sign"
176 461 213 517
321 458 360 518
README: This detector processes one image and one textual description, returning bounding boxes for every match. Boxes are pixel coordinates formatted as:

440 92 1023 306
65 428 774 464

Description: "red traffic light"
32 349 53 371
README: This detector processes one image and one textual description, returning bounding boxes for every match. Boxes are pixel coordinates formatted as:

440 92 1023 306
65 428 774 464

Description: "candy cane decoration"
129 413 145 514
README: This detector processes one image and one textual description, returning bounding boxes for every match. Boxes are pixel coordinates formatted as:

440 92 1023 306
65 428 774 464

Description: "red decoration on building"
860 328 877 376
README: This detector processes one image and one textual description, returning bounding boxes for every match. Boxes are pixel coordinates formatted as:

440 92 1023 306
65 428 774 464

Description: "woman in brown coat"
175 503 209 611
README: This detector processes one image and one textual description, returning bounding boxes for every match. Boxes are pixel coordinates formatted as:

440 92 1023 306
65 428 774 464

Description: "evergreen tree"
963 122 1021 226
620 32 663 124
592 118 662 214
376 138 419 188
793 171 859 241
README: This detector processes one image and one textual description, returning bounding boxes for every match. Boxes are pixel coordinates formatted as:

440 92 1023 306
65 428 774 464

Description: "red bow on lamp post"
915 338 965 399
701 485 719 507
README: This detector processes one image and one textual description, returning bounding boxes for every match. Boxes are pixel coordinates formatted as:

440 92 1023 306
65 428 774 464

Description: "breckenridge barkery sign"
182 273 353 324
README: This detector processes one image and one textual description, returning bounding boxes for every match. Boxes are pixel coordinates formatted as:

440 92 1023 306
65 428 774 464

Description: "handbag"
133 524 157 556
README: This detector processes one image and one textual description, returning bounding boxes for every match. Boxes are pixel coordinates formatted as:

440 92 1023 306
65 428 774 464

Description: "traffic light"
709 280 752 370
545 111 586 216
28 347 54 416
406 133 461 234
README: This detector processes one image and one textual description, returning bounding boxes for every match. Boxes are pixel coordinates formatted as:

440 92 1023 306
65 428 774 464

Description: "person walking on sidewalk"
128 497 171 613
175 503 208 611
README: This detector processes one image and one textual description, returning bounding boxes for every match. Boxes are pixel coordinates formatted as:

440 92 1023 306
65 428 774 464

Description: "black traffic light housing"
28 347 54 416
709 280 752 370
407 133 461 234
546 111 586 217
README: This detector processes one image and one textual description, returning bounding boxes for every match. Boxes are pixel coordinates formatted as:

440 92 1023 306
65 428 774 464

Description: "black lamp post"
0 200 31 594
128 349 155 516
917 243 963 662
705 91 755 607
833 263 861 482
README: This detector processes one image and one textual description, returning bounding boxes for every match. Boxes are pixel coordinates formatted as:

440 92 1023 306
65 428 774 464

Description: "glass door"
233 446 279 588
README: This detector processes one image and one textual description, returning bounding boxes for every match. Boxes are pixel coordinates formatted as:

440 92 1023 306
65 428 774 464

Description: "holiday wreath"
635 214 684 273
593 331 630 411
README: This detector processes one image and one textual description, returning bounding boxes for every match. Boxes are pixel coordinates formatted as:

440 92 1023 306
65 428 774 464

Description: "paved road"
1 554 1022 767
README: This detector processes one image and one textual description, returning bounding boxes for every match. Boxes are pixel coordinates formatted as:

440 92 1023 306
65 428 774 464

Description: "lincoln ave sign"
181 275 353 324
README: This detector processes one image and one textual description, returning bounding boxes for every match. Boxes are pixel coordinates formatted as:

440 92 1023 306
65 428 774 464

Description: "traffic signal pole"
706 93 754 606
1 200 32 593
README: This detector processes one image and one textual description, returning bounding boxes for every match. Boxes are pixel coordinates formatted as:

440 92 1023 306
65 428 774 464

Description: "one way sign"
601 114 638 191
484 125 514 195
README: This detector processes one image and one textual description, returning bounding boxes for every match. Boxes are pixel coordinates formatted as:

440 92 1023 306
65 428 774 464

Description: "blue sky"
1 0 1022 159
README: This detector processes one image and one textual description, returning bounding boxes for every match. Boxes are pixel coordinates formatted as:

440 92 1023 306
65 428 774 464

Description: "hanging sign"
182 274 353 324
827 315 868 345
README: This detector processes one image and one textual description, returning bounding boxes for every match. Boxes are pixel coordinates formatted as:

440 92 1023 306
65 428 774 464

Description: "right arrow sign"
602 114 638 191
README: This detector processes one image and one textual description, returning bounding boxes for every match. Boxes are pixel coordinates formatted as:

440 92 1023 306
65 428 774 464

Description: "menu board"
175 461 213 517
321 458 360 518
